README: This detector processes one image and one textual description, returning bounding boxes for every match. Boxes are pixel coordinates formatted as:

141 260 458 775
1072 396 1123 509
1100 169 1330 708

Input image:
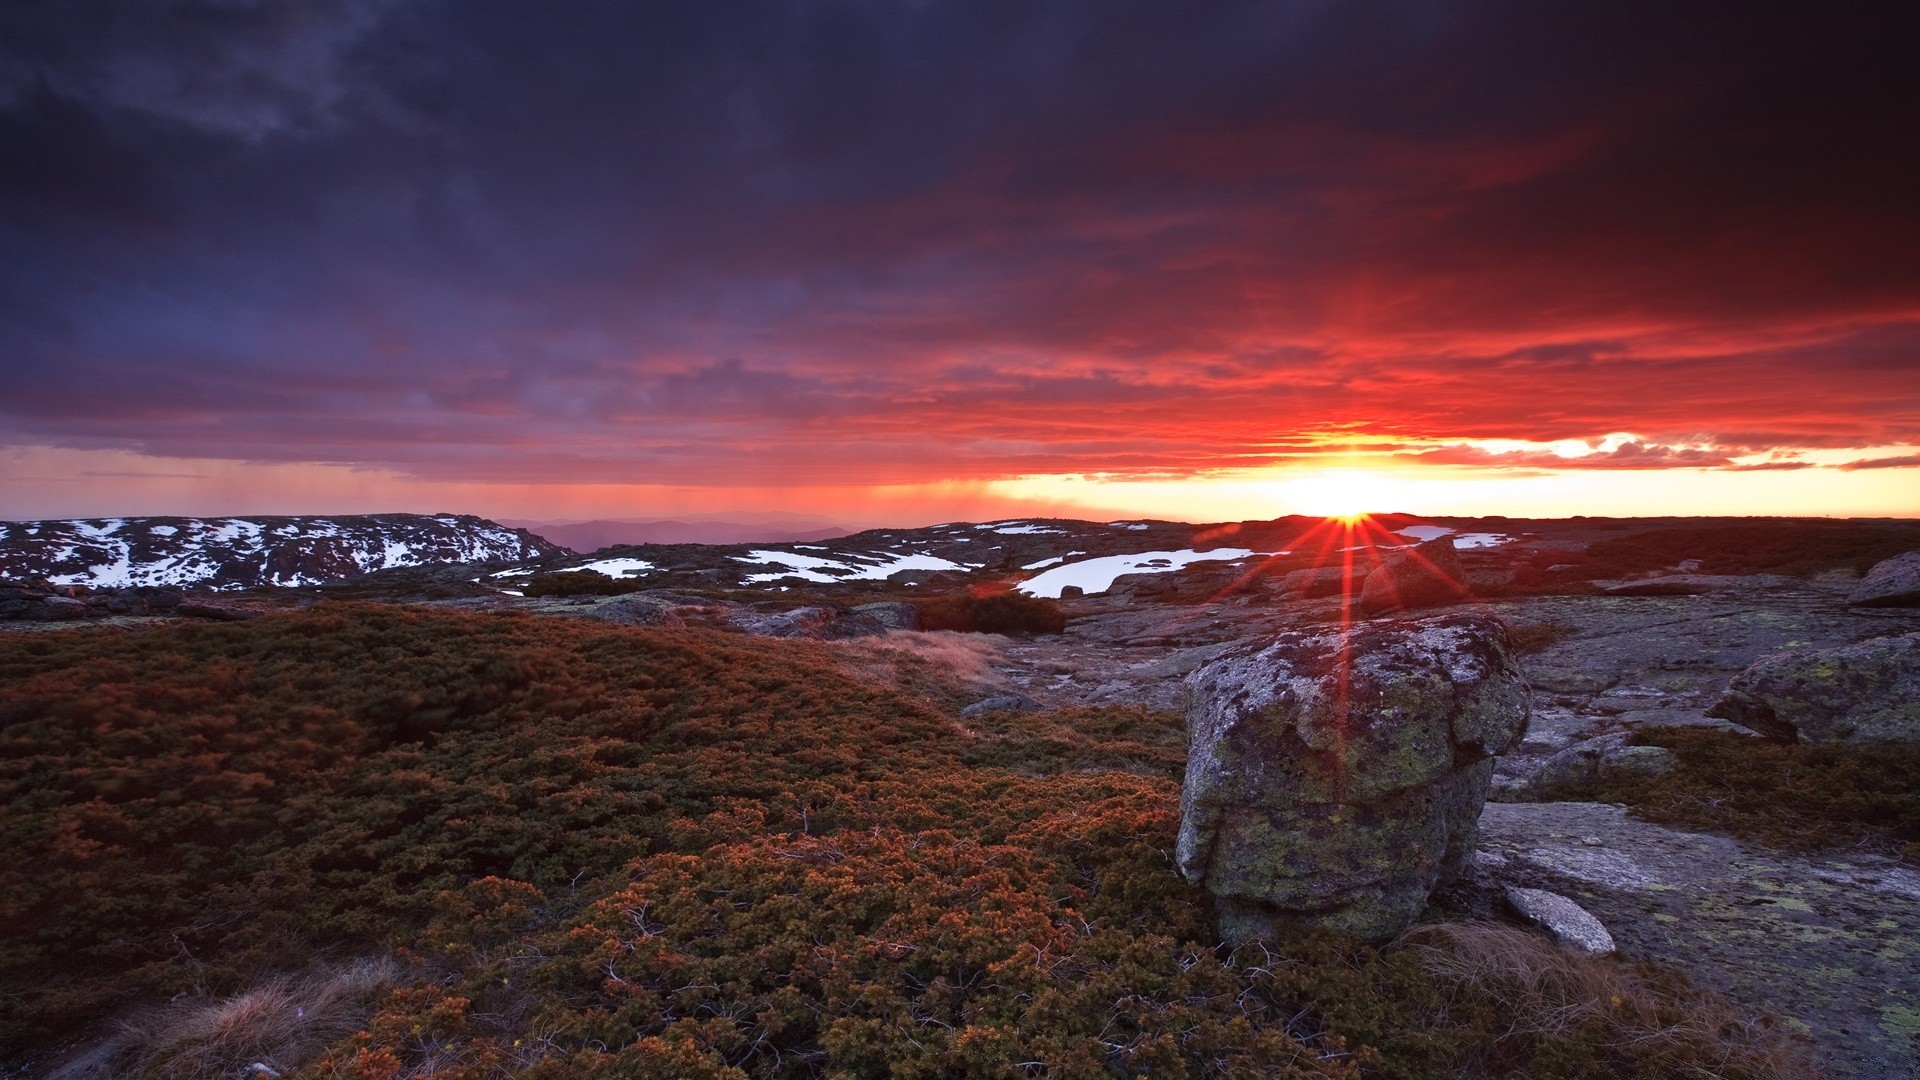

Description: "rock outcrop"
1177 612 1530 943
1849 551 1920 608
1358 537 1468 616
1527 731 1677 792
851 601 919 630
1708 633 1920 743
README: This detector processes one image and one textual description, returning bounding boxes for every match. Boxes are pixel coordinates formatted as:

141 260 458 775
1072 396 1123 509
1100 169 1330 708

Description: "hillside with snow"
0 514 561 590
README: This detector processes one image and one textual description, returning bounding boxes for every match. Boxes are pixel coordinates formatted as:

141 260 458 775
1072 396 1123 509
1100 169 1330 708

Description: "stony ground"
970 577 1920 1078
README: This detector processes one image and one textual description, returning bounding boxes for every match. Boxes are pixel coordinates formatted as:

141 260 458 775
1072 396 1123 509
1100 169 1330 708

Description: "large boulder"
1708 632 1920 742
1358 537 1468 616
1177 612 1530 943
1849 551 1920 608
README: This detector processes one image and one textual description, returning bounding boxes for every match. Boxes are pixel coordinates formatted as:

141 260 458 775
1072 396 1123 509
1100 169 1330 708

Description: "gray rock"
40 595 88 620
1504 885 1616 954
1358 537 1469 616
960 693 1043 718
1595 574 1800 597
1849 550 1920 608
1479 800 1920 1077
730 606 889 640
1177 612 1529 943
583 592 699 627
1708 632 1920 742
850 601 919 630
1529 731 1677 791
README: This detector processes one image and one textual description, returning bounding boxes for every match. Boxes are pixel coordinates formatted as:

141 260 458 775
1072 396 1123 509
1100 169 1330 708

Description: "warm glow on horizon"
1276 470 1422 521
4 444 1918 525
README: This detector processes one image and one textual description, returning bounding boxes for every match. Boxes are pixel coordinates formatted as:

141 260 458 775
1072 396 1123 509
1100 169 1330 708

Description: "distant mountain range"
504 514 851 552
0 514 561 590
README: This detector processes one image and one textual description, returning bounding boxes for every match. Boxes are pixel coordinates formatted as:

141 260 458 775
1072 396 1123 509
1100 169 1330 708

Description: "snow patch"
574 557 655 579
1395 524 1512 549
735 548 971 584
1018 548 1261 599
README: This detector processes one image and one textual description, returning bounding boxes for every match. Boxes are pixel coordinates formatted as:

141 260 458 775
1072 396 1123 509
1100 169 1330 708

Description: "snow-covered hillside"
0 514 562 590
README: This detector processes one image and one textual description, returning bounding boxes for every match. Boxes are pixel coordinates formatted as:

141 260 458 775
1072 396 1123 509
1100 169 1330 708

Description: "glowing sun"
1282 469 1413 520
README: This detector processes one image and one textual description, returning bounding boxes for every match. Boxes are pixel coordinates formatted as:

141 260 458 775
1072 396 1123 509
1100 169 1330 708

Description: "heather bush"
916 592 1067 634
1575 521 1920 578
1 608 1805 1077
522 571 643 596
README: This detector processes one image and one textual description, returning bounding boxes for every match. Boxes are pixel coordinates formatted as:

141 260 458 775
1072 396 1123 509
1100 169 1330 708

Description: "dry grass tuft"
51 959 398 1080
830 628 1014 701
1400 923 1815 1078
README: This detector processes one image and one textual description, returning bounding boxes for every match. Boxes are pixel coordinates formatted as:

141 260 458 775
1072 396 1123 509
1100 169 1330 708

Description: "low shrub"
916 591 1067 634
1574 522 1920 579
1547 728 1920 861
522 571 642 596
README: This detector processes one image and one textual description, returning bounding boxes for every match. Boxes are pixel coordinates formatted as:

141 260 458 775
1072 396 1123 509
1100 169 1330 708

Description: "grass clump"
2 607 1806 1077
1548 728 1920 861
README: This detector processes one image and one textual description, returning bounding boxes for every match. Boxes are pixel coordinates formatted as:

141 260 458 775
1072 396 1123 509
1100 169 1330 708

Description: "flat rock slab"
1479 801 1920 1079
1503 885 1615 954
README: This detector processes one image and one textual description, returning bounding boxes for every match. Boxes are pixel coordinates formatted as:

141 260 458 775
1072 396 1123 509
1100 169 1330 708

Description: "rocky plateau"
6 512 1920 1075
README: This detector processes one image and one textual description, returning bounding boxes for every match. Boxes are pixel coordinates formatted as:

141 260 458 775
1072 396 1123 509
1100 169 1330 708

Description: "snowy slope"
0 514 562 590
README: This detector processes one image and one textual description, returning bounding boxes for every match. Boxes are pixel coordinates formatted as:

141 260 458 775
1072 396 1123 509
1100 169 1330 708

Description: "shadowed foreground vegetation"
2 608 1805 1077
1570 520 1920 580
1552 728 1920 863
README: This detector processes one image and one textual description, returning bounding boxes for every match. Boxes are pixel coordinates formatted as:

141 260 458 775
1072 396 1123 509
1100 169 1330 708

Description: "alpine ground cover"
1 607 1807 1077
1549 727 1920 863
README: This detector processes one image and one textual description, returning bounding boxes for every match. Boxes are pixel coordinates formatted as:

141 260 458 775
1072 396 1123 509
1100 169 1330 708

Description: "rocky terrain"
6 512 1920 1075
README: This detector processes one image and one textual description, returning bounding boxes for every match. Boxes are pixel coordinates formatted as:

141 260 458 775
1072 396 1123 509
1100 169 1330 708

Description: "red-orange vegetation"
0 606 1804 1077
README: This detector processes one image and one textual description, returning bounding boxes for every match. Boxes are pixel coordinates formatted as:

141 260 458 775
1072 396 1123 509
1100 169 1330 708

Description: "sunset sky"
3 2 1917 524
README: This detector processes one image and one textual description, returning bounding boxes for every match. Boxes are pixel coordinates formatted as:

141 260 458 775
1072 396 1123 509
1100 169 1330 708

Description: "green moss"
1879 1004 1920 1038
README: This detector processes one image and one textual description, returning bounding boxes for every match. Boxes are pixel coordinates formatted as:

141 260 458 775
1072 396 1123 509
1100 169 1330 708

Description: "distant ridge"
0 514 562 590
513 517 851 552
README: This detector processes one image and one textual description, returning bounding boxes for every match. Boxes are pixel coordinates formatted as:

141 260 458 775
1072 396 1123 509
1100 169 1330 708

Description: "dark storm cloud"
2 1 1917 484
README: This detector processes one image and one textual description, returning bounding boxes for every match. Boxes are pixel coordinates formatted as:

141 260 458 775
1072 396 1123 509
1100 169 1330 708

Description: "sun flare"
1281 469 1413 521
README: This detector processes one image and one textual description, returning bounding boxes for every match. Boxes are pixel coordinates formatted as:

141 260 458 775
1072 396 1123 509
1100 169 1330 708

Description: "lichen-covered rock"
1528 731 1677 792
960 693 1043 718
1708 633 1920 743
730 606 888 640
1177 612 1530 943
851 601 919 630
1358 537 1469 616
1849 551 1920 608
